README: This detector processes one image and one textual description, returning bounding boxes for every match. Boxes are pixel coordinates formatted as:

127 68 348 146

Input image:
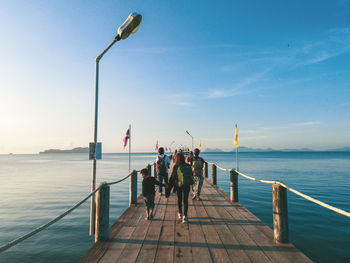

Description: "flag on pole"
234 124 239 148
165 146 168 152
155 140 158 151
199 140 202 151
123 128 130 149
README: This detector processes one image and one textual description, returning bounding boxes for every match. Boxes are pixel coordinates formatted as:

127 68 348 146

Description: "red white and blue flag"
123 128 130 149
155 140 158 151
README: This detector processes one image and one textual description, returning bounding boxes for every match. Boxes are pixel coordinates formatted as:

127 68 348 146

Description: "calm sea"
0 152 349 262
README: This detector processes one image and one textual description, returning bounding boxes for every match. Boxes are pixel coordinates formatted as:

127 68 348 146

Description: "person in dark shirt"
141 168 166 220
191 148 205 201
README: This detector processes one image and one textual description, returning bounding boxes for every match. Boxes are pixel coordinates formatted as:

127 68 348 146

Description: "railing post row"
129 170 138 206
153 162 157 178
212 164 217 185
272 183 288 243
230 169 238 202
204 162 208 178
95 182 110 243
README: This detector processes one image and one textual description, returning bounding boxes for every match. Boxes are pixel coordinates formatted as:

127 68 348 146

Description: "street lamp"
185 130 194 151
90 12 142 236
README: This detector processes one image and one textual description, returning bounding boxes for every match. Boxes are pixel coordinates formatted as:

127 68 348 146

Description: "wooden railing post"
153 162 157 178
212 164 217 185
273 183 288 243
147 164 151 177
230 169 238 202
204 162 208 178
129 170 137 206
95 182 110 242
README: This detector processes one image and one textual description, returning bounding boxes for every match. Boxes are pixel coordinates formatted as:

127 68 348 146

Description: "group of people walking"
140 147 205 223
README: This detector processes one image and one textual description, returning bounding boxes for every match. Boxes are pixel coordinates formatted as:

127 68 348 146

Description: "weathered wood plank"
193 200 233 262
201 184 253 263
211 184 312 262
136 195 168 262
202 181 271 263
187 197 212 263
205 180 312 263
79 196 142 263
174 207 193 263
116 194 162 263
82 178 312 263
155 194 175 263
99 226 136 263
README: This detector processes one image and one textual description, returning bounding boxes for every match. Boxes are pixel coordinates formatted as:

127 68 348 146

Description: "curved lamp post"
186 130 194 151
90 12 142 236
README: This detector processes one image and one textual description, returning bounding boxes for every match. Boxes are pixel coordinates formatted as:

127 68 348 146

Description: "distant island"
39 147 89 154
204 146 350 153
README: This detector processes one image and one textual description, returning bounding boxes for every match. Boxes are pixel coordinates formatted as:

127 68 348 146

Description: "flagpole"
129 124 131 173
236 146 239 171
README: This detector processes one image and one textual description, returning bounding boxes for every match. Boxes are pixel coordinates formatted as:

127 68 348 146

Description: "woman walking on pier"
165 153 194 223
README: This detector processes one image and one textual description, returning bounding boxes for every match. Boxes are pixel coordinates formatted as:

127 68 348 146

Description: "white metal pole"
90 38 119 236
90 59 99 236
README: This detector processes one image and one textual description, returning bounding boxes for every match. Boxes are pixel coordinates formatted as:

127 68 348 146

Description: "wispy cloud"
205 88 242 99
203 71 268 99
165 92 194 107
169 101 194 107
219 27 350 76
301 29 350 65
293 121 321 126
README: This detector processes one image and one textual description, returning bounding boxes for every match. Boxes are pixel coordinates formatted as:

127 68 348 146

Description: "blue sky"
1 0 350 153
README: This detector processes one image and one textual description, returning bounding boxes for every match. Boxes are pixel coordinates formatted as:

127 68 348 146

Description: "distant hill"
203 146 350 152
232 147 314 152
204 148 225 152
39 147 89 154
325 147 350 152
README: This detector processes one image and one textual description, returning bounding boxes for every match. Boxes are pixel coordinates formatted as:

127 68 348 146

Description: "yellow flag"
234 124 239 147
199 140 202 151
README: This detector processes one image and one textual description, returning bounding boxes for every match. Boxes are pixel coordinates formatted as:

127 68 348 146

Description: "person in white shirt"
155 147 170 195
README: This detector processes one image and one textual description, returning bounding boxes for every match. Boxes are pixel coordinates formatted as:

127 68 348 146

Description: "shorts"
144 194 155 210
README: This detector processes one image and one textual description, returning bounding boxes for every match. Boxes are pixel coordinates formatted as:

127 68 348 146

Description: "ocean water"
0 152 349 262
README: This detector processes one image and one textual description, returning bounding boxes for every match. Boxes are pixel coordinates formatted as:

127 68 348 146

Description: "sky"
1 0 350 153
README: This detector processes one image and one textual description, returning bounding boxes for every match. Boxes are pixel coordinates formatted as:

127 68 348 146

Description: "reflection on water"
0 152 349 262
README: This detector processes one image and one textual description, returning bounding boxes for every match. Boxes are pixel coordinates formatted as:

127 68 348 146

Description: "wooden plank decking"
80 179 312 263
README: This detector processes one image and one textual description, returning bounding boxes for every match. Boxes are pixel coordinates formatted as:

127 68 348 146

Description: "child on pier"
141 168 166 220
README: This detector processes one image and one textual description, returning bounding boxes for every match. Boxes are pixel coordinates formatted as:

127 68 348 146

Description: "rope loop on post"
207 162 350 219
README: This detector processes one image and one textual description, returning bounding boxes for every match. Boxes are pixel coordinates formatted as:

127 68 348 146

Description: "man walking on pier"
191 148 205 201
155 147 170 196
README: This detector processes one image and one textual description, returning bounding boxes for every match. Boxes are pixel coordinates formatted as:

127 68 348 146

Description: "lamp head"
117 12 142 40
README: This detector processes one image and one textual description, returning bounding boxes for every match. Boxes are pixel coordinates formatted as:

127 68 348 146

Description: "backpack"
177 165 194 186
156 155 166 175
192 157 204 177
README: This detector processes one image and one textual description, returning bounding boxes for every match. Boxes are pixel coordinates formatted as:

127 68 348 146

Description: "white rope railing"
236 170 277 184
0 170 137 254
0 185 103 253
106 171 134 186
206 161 231 172
279 182 350 218
208 162 350 218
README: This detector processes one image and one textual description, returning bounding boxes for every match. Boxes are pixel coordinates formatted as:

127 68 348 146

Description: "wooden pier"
80 178 312 263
